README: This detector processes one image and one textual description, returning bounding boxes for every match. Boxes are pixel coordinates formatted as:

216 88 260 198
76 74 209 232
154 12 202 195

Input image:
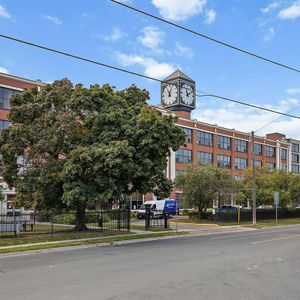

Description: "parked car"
137 199 179 219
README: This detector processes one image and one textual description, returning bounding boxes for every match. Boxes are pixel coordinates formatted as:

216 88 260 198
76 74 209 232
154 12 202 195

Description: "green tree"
175 165 234 218
241 167 298 208
0 80 184 230
62 84 184 229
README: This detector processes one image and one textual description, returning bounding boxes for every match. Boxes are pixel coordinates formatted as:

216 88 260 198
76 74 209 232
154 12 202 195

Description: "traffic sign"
274 192 279 206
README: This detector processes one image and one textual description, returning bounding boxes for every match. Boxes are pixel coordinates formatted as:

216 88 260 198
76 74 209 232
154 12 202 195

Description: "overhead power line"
196 91 300 120
110 0 300 74
0 34 161 83
254 104 300 133
1 33 300 120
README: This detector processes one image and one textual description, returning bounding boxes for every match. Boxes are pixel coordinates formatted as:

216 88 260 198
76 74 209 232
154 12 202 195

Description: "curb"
170 222 219 227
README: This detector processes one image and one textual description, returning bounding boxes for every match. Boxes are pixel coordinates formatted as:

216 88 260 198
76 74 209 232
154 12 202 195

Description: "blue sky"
1 0 300 138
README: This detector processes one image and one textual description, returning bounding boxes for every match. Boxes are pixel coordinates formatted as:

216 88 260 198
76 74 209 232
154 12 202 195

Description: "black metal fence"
216 208 300 222
144 207 169 230
0 208 130 238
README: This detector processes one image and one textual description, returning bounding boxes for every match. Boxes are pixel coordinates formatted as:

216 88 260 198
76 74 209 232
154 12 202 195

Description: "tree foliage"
241 166 300 207
0 79 185 229
175 165 234 216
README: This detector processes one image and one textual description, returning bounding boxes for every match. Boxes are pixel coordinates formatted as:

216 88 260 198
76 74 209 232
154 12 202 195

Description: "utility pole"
251 131 256 225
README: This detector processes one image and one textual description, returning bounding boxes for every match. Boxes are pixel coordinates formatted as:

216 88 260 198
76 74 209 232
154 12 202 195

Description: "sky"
1 0 300 138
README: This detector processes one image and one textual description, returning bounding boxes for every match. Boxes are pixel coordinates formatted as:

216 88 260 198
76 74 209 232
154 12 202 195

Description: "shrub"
85 213 99 224
52 214 75 225
182 209 190 216
131 211 137 219
188 210 212 220
36 211 52 222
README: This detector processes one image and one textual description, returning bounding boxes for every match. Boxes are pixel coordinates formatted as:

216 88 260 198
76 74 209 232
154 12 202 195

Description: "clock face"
180 83 195 105
162 84 178 105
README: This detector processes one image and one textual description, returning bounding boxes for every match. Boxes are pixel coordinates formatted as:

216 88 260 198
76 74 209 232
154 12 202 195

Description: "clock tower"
161 70 196 113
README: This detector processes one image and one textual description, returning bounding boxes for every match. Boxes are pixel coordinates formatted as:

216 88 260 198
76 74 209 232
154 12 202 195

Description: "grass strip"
173 218 300 227
0 231 188 254
0 230 130 247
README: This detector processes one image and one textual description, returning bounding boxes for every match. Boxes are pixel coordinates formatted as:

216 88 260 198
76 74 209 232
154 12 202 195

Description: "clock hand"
187 90 193 96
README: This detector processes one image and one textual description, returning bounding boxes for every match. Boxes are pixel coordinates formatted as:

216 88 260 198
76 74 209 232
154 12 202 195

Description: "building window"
292 143 299 153
266 162 276 172
292 164 300 174
281 164 288 172
218 136 231 150
0 87 20 109
235 157 247 170
180 127 192 143
292 154 299 163
234 176 243 181
0 120 11 130
254 143 262 155
252 160 262 167
176 149 192 163
198 152 213 166
266 146 275 157
198 131 213 146
235 139 247 153
281 148 287 160
217 155 231 168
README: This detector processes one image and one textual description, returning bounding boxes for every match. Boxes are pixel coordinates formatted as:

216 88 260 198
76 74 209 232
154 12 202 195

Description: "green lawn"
0 231 188 254
0 227 130 247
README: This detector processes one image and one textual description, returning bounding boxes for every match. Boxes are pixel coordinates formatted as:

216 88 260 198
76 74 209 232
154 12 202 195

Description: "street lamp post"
251 131 257 225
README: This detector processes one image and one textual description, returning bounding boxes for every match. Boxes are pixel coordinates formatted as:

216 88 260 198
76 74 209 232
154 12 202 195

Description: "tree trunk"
75 204 87 231
198 205 202 219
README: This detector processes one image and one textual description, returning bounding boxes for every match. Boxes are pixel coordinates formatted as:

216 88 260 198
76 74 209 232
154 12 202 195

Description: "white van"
137 199 179 219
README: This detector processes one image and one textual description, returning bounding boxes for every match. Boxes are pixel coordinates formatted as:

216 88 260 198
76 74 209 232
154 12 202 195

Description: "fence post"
145 206 150 230
127 205 130 232
164 213 168 229
118 209 121 231
51 213 54 238
98 210 103 232
13 208 16 236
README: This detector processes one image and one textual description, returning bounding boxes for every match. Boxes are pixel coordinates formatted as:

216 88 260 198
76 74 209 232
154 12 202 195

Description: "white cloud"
278 1 300 20
193 96 300 139
101 27 127 42
0 5 11 19
151 0 207 21
43 15 63 25
286 88 300 95
138 26 165 52
263 27 275 42
204 9 216 24
0 67 10 74
114 51 175 79
261 2 281 13
82 13 93 18
175 42 194 59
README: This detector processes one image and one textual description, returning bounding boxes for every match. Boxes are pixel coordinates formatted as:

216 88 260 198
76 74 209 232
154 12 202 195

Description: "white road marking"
251 234 300 245
210 227 300 241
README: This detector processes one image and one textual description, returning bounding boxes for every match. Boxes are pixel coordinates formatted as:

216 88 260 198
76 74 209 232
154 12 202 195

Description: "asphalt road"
0 225 300 300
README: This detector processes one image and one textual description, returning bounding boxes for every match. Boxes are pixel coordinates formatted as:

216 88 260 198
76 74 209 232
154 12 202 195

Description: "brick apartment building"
145 70 300 202
0 72 43 125
0 72 43 211
1 71 300 208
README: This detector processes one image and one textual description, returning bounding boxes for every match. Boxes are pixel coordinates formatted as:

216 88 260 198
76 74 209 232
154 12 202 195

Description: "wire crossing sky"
110 0 300 74
1 33 300 121
1 0 300 137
